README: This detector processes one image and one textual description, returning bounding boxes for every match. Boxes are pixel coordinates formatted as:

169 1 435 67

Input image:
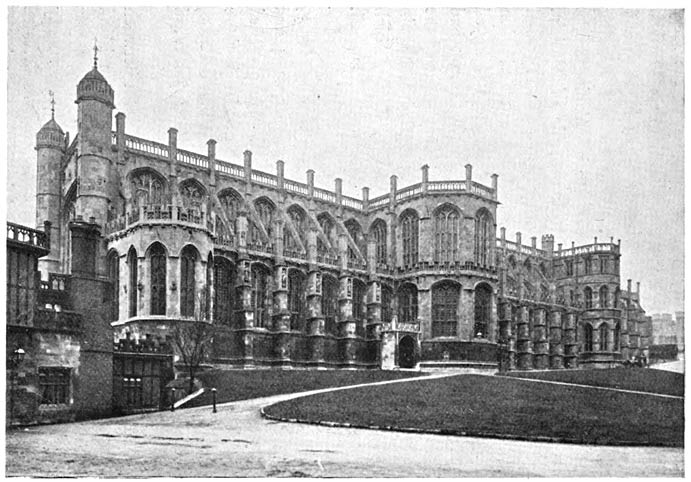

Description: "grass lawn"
504 368 684 396
184 369 422 408
263 374 684 447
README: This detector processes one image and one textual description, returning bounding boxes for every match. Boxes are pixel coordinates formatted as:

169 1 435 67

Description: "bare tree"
170 288 213 394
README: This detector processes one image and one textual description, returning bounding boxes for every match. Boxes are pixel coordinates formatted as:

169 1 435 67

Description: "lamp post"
8 348 26 427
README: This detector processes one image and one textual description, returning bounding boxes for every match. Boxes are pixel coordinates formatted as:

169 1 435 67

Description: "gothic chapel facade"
34 57 651 371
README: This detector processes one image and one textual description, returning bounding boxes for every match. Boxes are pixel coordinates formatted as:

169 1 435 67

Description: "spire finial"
49 90 55 119
93 38 99 69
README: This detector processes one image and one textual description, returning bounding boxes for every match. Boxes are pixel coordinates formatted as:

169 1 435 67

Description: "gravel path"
5 374 684 477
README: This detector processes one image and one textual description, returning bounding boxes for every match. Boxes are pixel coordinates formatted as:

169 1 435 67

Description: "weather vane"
93 38 99 69
49 90 55 119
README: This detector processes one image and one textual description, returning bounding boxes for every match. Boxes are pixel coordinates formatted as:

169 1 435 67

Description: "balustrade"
124 134 169 158
7 222 49 250
250 169 278 187
176 148 208 168
216 159 244 178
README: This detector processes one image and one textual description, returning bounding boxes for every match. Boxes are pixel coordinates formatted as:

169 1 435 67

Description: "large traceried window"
398 283 418 324
322 275 338 335
345 219 365 264
381 284 393 324
432 281 459 337
130 169 166 207
371 219 387 266
584 287 593 309
474 209 493 267
214 257 235 326
599 323 609 351
218 189 242 241
149 243 167 316
400 210 419 267
353 279 366 337
180 245 198 318
599 285 609 308
584 324 594 351
249 198 275 248
316 213 337 257
434 205 460 263
251 264 271 328
474 283 492 338
288 270 306 331
284 205 307 254
107 250 119 322
127 247 138 317
179 179 207 209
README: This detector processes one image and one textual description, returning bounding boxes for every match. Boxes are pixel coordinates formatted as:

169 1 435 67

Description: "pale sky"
5 7 684 314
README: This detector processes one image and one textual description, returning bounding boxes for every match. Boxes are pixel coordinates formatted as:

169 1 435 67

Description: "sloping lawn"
264 374 683 447
504 368 684 396
185 369 422 408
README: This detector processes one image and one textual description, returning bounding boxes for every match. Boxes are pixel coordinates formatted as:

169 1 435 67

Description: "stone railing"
125 134 169 159
215 159 244 178
104 204 213 236
498 239 547 257
33 308 83 333
381 320 421 332
395 183 423 202
246 241 274 254
177 148 208 168
316 252 339 265
114 335 172 354
7 222 50 251
283 248 307 260
397 260 498 276
556 243 620 258
116 132 497 213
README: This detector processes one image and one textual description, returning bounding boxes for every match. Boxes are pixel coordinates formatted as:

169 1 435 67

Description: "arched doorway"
399 336 417 369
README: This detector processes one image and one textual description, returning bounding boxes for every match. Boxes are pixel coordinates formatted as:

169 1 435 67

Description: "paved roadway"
5 373 684 478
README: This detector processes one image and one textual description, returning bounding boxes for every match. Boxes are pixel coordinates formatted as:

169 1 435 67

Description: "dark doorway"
399 336 417 368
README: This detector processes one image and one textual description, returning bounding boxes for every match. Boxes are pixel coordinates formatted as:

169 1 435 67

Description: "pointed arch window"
179 180 207 209
180 246 198 317
130 170 166 207
322 275 338 335
584 324 594 351
400 210 419 267
345 219 365 263
251 264 271 328
474 283 492 338
434 206 460 263
599 285 609 308
599 323 609 351
584 287 593 309
614 322 620 351
214 257 235 326
353 279 366 337
371 220 387 266
149 244 167 316
250 199 275 248
218 189 242 236
474 209 493 267
398 283 418 324
284 206 307 253
432 281 459 337
127 247 138 317
288 270 306 331
107 251 120 322
381 284 393 324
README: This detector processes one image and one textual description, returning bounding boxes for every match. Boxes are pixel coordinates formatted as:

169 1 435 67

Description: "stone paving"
5 373 684 477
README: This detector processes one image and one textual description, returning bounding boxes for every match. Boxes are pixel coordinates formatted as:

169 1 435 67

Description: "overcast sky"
5 7 684 314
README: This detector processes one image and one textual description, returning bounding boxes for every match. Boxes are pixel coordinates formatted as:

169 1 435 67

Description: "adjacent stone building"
27 55 651 373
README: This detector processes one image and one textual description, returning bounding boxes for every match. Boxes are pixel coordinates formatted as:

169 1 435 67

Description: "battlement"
111 129 498 212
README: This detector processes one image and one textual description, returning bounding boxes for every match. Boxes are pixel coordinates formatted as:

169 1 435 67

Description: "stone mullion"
549 310 564 369
516 305 533 370
272 264 291 366
563 312 578 368
533 307 549 369
338 274 357 367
